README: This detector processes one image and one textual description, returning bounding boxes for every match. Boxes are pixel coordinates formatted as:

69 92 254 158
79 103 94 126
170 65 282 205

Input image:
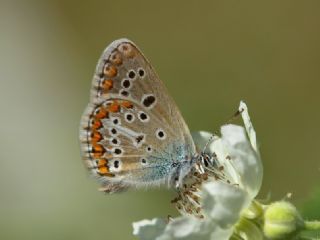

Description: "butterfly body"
80 39 197 193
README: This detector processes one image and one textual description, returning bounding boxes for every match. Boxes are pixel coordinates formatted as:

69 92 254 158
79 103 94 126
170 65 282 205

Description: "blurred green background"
1 0 319 239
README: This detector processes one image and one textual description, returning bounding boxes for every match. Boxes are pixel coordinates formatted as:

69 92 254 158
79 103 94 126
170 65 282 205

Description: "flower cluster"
133 102 320 240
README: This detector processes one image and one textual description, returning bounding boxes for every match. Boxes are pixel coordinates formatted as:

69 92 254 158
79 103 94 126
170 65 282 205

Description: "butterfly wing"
80 39 195 193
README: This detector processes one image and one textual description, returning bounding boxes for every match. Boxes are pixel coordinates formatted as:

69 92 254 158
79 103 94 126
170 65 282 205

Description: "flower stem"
304 220 320 231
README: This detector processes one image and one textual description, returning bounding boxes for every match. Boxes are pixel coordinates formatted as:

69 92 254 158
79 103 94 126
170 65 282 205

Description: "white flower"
133 101 263 240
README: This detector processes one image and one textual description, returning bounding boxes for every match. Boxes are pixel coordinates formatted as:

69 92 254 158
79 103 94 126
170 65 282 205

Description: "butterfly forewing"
80 39 195 193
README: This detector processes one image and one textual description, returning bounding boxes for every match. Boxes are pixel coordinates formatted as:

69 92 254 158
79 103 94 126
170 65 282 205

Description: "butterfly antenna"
201 106 245 154
226 108 244 124
201 134 215 154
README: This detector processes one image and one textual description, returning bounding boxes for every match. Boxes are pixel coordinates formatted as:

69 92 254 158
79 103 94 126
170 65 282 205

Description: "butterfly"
79 39 210 194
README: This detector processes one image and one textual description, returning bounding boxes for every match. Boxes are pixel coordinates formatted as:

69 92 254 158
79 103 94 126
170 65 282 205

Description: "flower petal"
220 124 262 199
132 218 167 240
191 101 263 199
133 216 233 240
202 181 250 228
239 101 258 153
158 217 209 240
158 217 232 240
133 102 263 240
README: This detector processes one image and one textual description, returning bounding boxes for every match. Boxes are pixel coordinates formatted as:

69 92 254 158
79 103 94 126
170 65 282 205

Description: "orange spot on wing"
95 107 109 119
91 119 102 130
118 43 135 58
92 144 105 158
121 100 133 109
110 52 122 65
102 79 113 91
99 166 109 174
91 131 102 143
104 65 117 78
97 159 108 167
108 101 120 113
98 162 115 177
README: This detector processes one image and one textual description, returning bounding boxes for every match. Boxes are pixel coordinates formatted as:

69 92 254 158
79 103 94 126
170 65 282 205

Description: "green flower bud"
263 201 304 239
242 200 264 220
233 217 264 240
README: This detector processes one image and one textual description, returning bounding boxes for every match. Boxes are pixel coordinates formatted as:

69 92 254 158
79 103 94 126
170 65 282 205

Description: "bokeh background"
1 1 319 239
